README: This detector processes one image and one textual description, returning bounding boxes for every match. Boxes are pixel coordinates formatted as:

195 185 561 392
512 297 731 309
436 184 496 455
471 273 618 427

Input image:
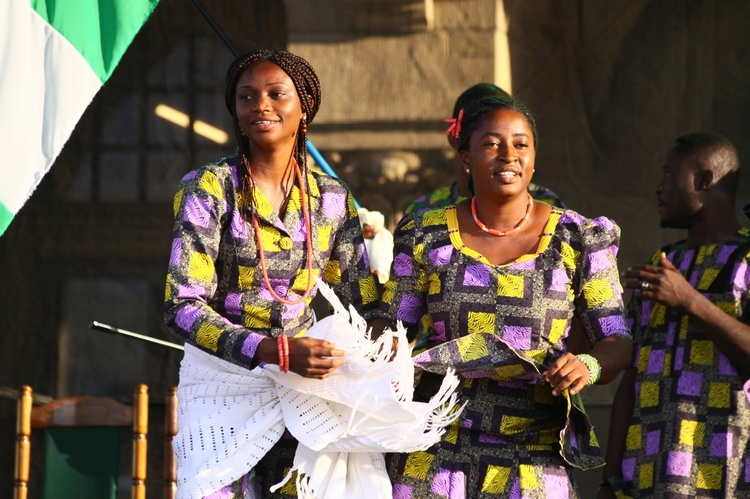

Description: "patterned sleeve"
323 190 380 319
376 215 429 334
572 215 631 345
163 166 265 368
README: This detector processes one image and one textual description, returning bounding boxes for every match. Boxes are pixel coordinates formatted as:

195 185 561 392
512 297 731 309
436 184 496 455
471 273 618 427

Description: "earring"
301 115 307 134
465 168 470 174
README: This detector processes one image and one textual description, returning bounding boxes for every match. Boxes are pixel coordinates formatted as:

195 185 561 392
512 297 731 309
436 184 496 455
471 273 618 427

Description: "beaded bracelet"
576 353 601 386
277 335 290 373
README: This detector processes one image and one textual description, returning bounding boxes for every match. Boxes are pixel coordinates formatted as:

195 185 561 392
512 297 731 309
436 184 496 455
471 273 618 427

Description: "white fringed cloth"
174 281 463 499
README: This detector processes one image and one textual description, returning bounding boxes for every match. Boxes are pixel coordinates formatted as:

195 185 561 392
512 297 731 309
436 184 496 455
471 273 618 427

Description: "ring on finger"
640 281 650 290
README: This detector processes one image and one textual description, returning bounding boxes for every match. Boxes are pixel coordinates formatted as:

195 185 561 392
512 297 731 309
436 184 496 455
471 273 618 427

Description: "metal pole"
90 321 185 351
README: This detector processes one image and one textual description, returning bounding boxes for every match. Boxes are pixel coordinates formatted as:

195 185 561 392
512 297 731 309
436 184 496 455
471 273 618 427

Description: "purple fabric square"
510 258 536 270
717 244 736 264
431 468 465 499
179 284 206 301
508 477 521 499
676 371 702 396
689 270 699 287
259 279 288 301
321 192 346 219
588 249 612 274
678 250 694 272
182 170 198 182
184 195 213 228
397 294 423 323
290 218 306 242
175 304 202 331
550 268 569 292
225 293 241 315
478 433 504 444
392 484 413 499
230 209 248 239
504 325 532 350
745 459 750 482
710 432 733 458
622 457 636 481
544 473 569 499
169 238 182 266
609 243 619 258
646 430 660 456
647 349 664 374
599 315 627 336
640 301 652 327
463 265 490 287
718 353 738 376
282 301 305 320
429 244 453 266
205 485 233 498
674 347 684 370
734 261 748 289
432 321 447 342
666 322 676 346
666 451 693 477
392 252 413 277
240 333 262 358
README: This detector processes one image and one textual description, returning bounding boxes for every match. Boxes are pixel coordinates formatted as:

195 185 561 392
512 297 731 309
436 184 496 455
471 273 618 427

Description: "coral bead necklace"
471 194 533 236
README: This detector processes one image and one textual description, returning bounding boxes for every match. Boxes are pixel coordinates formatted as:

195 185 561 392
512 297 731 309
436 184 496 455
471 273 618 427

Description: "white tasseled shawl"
174 280 463 498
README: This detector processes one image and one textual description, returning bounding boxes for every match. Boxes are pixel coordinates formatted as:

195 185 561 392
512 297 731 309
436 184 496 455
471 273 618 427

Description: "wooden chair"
164 386 178 499
14 384 149 499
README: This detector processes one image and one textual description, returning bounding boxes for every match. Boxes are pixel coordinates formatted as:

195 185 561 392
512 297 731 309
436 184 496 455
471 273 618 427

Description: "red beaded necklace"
471 194 533 236
248 159 314 305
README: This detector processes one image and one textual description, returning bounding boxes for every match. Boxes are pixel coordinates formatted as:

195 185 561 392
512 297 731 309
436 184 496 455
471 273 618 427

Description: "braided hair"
224 49 322 213
457 96 538 153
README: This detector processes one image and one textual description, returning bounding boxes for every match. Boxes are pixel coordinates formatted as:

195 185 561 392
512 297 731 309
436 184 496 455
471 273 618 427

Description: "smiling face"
657 147 702 229
235 61 303 150
460 108 536 198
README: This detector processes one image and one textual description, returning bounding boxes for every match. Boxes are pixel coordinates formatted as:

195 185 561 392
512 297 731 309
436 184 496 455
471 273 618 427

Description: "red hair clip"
444 108 464 139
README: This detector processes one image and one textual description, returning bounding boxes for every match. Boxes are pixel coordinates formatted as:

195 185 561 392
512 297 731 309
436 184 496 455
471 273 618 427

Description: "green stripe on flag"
31 0 160 82
0 203 13 236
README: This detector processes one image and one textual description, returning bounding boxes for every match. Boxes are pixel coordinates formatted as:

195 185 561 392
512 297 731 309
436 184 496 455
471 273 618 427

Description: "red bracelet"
277 335 290 373
277 336 285 372
282 335 290 373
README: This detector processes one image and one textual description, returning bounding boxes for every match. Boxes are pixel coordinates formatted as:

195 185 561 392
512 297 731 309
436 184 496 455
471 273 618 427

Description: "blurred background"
3 1 750 497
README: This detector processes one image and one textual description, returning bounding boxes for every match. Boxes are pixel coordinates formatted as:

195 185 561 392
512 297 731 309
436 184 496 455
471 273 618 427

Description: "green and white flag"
0 0 160 236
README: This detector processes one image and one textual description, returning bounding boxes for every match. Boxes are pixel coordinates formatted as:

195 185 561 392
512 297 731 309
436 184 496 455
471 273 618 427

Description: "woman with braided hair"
164 49 379 497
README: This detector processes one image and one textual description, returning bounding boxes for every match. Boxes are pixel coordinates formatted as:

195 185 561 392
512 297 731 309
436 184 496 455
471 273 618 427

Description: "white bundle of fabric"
357 207 394 284
174 279 463 499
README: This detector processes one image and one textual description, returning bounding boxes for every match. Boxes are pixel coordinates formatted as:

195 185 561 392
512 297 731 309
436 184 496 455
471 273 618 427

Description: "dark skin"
456 108 630 396
600 144 749 498
237 61 344 379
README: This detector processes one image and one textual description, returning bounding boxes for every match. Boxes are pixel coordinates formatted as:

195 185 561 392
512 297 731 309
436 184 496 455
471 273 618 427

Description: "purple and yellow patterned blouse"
164 155 378 369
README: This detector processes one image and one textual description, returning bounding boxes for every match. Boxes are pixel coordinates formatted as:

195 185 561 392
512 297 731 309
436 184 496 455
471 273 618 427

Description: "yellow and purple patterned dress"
378 205 630 498
617 229 750 498
164 155 379 497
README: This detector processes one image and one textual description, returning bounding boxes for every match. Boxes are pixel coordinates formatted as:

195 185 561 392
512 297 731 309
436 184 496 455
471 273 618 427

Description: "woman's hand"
288 337 345 379
545 352 590 396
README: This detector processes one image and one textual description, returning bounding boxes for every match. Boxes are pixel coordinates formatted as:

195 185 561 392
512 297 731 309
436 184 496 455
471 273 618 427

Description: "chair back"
14 384 148 499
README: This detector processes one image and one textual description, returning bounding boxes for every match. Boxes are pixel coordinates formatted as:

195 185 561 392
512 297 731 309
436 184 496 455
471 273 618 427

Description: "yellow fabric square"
346 194 357 216
244 305 271 329
679 420 705 447
423 210 446 227
716 301 739 317
649 303 666 328
500 415 534 434
467 312 495 334
278 469 297 494
164 280 172 301
637 346 652 374
317 225 332 252
414 243 424 264
497 274 524 298
708 383 730 408
457 333 490 362
492 364 527 381
519 464 537 489
534 384 554 404
359 278 378 304
582 278 613 307
697 268 720 291
287 186 302 213
415 268 429 293
189 252 215 282
548 318 568 344
639 462 653 489
238 265 255 289
679 316 689 339
640 382 659 408
403 451 434 479
428 273 441 295
663 352 672 376
444 422 459 444
697 463 723 490
258 225 279 250
173 189 183 216
526 349 547 364
196 323 221 352
559 242 580 271
323 260 341 284
481 465 511 494
625 424 642 450
690 340 714 365
291 269 317 294
198 171 222 198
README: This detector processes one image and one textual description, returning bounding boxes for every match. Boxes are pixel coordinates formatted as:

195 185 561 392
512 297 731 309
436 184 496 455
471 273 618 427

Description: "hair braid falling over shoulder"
224 49 322 216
